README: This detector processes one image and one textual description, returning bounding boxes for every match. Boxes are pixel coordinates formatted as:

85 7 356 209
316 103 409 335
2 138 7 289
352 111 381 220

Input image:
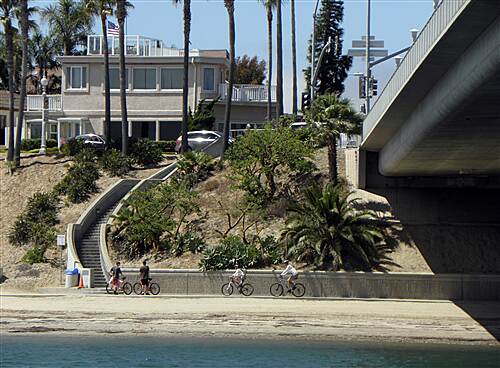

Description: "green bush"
130 138 163 167
199 236 263 271
157 140 177 153
169 232 206 256
21 138 57 151
99 149 131 177
55 161 100 203
176 151 215 187
22 246 47 264
61 138 86 157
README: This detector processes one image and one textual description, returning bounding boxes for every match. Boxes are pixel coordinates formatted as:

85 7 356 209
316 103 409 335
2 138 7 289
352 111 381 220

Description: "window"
203 68 215 91
49 124 58 140
109 68 128 90
67 66 87 89
161 68 183 90
133 68 156 90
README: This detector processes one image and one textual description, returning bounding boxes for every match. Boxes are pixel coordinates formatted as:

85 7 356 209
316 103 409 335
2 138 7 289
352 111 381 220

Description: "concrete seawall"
121 269 500 301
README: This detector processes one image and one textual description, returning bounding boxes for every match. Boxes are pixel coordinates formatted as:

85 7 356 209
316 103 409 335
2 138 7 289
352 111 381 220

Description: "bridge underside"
362 2 500 177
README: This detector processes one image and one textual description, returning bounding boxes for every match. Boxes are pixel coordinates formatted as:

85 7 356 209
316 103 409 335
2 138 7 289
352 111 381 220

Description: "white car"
175 131 233 153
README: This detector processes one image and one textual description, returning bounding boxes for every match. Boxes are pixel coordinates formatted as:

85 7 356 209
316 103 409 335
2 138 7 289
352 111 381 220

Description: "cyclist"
139 260 150 295
110 261 123 294
231 263 245 289
280 260 299 292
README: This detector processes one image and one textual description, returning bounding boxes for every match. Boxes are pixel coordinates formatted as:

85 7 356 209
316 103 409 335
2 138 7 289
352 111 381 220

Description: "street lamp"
39 76 48 155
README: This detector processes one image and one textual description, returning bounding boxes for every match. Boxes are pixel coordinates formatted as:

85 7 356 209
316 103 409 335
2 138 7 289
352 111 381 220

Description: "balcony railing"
26 95 63 111
219 83 276 103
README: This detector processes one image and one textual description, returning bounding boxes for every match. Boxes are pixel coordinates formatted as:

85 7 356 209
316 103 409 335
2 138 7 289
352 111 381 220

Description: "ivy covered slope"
1 145 174 290
108 124 431 272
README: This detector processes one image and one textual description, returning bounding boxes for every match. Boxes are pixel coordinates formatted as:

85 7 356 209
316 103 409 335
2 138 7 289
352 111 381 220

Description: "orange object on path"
77 273 84 289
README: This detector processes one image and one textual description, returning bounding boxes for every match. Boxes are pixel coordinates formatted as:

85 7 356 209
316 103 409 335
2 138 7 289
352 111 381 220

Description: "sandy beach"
1 290 499 346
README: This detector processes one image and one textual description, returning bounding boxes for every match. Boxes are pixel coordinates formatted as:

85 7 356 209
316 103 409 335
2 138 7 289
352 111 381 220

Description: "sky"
32 0 435 113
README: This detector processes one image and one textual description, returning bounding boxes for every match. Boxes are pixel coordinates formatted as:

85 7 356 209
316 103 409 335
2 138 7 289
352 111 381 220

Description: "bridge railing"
362 0 469 143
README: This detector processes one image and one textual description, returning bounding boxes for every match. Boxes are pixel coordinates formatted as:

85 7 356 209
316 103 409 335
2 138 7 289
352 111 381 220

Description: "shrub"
130 138 163 167
22 246 47 264
21 138 57 151
61 138 86 157
199 236 262 271
99 149 131 177
156 140 177 153
176 151 215 187
55 161 100 203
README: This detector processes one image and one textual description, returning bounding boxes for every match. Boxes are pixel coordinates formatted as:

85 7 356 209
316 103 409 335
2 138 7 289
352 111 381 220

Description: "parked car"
175 131 233 153
67 134 107 150
290 122 308 130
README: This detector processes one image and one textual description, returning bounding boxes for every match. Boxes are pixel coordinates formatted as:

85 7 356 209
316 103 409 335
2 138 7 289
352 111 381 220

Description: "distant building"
11 34 276 147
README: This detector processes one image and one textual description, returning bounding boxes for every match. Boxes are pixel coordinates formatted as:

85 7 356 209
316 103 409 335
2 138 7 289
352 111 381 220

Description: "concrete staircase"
76 204 119 288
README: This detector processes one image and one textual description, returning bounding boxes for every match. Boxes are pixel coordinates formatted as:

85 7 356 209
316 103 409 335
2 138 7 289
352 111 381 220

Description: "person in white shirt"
231 264 245 288
280 260 299 291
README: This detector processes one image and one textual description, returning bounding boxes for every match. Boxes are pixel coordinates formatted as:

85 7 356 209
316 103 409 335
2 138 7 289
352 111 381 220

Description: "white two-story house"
21 34 276 146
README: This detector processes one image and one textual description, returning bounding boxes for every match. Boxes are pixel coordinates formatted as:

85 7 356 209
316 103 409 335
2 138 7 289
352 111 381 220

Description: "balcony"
219 84 276 103
26 95 63 111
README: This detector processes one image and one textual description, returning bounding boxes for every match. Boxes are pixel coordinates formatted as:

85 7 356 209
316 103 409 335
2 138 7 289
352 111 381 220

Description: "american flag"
107 21 119 36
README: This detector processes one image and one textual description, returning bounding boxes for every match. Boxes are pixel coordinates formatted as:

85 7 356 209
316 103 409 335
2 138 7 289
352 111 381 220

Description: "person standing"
139 260 150 295
110 261 123 295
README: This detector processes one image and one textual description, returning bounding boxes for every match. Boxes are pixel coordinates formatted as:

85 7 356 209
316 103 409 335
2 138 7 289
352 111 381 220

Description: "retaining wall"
120 269 500 301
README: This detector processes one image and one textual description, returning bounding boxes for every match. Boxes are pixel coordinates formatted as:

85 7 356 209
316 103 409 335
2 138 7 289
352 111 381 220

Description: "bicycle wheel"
292 283 305 297
122 282 133 295
221 283 233 296
241 283 254 296
106 283 113 294
150 283 160 295
270 283 284 297
133 282 143 295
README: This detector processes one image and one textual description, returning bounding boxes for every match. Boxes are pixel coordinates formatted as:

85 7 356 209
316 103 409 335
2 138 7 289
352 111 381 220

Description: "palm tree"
116 0 132 155
41 0 93 56
307 94 362 183
85 0 114 144
172 0 191 153
29 31 59 92
290 0 297 115
275 0 283 118
222 0 235 154
281 182 389 271
0 0 18 165
260 0 276 121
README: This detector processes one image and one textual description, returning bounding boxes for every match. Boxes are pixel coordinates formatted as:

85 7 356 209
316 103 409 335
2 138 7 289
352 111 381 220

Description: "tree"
304 0 351 96
188 98 219 131
234 55 266 85
222 0 235 155
0 0 18 165
260 0 276 121
29 31 59 93
275 0 283 117
41 0 93 56
85 0 114 144
116 0 133 155
171 0 191 154
307 94 362 183
290 0 298 115
282 182 389 271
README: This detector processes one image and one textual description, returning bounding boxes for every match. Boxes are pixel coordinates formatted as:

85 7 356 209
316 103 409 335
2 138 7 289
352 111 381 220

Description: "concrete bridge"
360 0 500 182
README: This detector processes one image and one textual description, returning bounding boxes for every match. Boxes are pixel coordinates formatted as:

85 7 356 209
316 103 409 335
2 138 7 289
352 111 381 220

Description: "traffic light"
360 104 366 114
370 77 378 96
301 92 311 112
358 76 366 99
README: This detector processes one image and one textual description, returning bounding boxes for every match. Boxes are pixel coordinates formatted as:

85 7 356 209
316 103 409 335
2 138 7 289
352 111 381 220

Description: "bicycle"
221 277 254 296
133 278 160 295
269 276 305 297
106 276 133 295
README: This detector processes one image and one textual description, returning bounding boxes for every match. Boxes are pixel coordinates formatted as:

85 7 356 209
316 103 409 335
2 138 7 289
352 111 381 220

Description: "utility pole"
365 0 371 114
310 0 320 103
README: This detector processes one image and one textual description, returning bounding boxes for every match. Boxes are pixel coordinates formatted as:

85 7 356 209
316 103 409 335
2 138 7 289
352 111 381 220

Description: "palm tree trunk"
291 0 298 116
222 0 235 154
327 136 338 183
117 1 128 155
276 0 283 118
266 6 273 121
101 14 111 145
5 20 15 164
15 0 29 167
180 0 191 153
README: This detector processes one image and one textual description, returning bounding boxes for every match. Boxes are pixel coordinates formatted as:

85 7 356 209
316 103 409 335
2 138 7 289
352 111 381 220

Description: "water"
1 335 499 368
